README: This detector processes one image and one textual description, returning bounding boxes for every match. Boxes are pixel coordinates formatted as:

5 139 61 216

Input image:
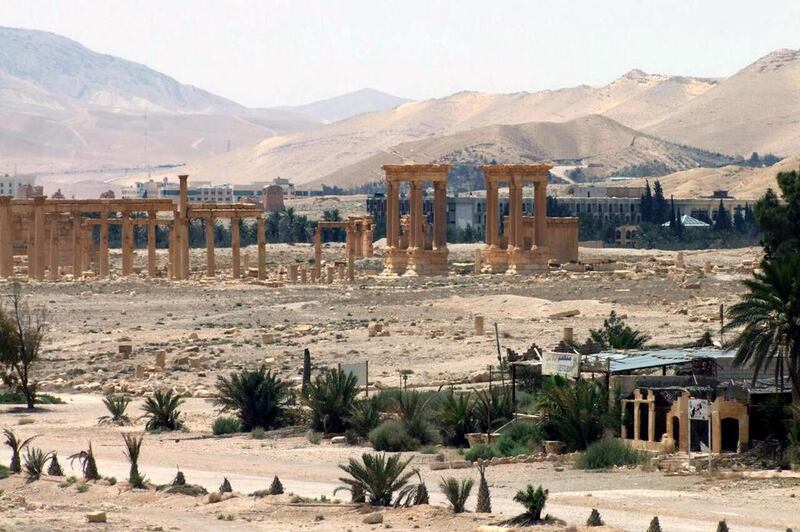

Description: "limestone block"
548 309 580 319
469 369 491 383
155 351 166 369
189 356 204 369
86 512 107 523
474 315 485 336
367 322 383 337
118 344 132 358
362 513 383 524
134 365 145 379
261 333 274 344
330 436 346 445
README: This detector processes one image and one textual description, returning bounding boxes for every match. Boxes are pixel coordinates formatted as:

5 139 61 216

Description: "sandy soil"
3 244 798 531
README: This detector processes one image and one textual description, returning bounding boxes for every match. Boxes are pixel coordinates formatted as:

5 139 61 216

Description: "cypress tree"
652 181 668 224
476 462 491 513
640 181 653 223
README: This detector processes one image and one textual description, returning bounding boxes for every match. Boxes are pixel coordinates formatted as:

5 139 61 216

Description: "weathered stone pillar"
314 225 322 279
288 263 298 283
81 221 91 275
231 217 241 278
364 220 374 257
48 217 59 281
387 180 400 247
33 196 46 280
205 214 215 277
0 197 13 278
121 212 133 276
99 210 109 278
408 181 421 249
256 216 266 280
512 181 524 249
434 181 447 250
485 182 498 247
147 211 157 278
300 265 307 283
71 211 82 278
345 227 355 282
178 175 190 280
534 181 548 250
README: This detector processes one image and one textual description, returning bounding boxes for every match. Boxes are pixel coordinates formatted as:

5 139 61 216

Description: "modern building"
0 174 37 198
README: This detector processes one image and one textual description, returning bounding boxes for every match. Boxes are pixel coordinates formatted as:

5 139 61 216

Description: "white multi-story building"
0 174 36 197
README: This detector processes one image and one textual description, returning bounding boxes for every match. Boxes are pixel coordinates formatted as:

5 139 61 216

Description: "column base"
482 246 509 273
507 247 549 274
382 247 408 276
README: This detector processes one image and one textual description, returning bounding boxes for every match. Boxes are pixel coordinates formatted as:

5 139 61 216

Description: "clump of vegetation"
0 464 8 479
717 520 729 532
98 395 131 425
589 311 650 349
586 508 603 526
122 433 146 488
440 477 473 513
574 439 649 470
22 447 51 482
537 376 613 451
69 442 100 481
3 428 35 474
268 475 284 495
0 392 63 405
0 283 47 409
395 469 429 507
142 390 184 431
337 453 414 506
212 416 242 436
215 367 288 431
475 462 491 513
47 452 63 476
369 420 420 452
219 477 232 493
303 368 359 434
347 397 381 439
473 389 513 434
438 392 475 447
647 516 662 532
508 484 548 525
390 391 438 446
251 427 266 440
464 443 497 462
494 422 542 457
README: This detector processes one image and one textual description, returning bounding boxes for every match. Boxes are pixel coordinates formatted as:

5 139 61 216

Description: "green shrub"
537 376 610 451
369 421 420 452
251 427 266 439
513 484 548 521
98 395 131 425
473 389 513 433
464 443 497 462
336 452 414 507
574 438 648 470
347 397 380 438
0 465 9 479
586 508 603 526
438 392 475 447
647 516 662 532
391 391 438 446
0 392 64 405
303 368 359 434
212 416 242 436
494 422 542 457
23 447 52 482
214 367 288 431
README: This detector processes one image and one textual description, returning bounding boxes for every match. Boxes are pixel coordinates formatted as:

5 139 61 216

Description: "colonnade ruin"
0 164 579 283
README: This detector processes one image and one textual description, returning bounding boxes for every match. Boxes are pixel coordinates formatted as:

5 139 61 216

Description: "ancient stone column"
314 224 322 279
485 182 498 247
121 212 133 276
364 220 374 257
205 214 215 277
387 180 400 248
300 265 307 283
33 196 46 280
288 263 298 283
408 181 421 249
345 227 355 282
48 217 60 281
99 210 109 278
81 221 91 275
434 181 447 249
231 217 241 278
506 182 518 250
71 211 82 278
256 216 266 280
534 181 548 251
513 181 524 249
0 197 13 278
147 211 157 278
178 175 190 280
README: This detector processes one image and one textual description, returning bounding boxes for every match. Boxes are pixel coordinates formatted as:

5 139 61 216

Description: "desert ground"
1 243 799 531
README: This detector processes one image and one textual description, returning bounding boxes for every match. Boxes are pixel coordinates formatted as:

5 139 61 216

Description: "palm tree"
3 429 35 474
303 368 359 433
337 453 415 506
724 254 800 403
142 390 184 431
440 477 474 513
214 367 288 431
537 377 609 450
395 469 429 507
69 442 100 481
98 395 131 425
438 392 475 446
589 311 650 349
22 447 52 482
122 433 146 488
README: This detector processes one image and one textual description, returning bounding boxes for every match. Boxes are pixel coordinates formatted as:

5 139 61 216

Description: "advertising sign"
541 352 580 378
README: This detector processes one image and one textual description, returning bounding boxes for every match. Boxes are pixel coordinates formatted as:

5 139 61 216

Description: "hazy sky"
2 0 799 107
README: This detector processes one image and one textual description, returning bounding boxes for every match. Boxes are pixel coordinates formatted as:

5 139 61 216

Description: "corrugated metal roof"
582 348 735 373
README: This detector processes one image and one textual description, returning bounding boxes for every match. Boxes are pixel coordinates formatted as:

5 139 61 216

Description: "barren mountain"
277 88 411 123
309 115 735 188
624 155 800 200
0 27 315 175
175 71 719 186
645 49 800 156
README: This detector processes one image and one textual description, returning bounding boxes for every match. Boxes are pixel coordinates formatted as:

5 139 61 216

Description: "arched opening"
638 403 650 441
720 418 740 453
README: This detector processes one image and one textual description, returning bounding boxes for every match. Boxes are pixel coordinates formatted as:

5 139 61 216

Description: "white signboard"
541 352 580 378
688 399 709 421
340 361 368 388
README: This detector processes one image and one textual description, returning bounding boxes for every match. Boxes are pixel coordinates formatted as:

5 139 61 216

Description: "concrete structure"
263 185 286 212
382 164 450 276
0 174 36 198
0 175 265 282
